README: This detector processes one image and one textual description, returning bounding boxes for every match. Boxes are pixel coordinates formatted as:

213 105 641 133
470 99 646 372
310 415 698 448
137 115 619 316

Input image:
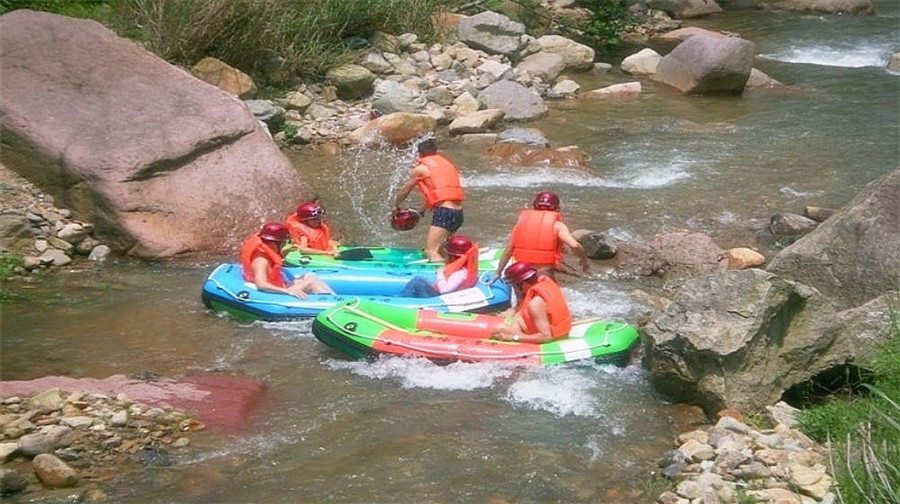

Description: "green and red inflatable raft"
311 299 640 366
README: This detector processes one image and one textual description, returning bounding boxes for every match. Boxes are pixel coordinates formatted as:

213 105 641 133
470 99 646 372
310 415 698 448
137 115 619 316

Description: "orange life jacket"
415 154 465 209
518 275 572 339
436 243 479 291
285 214 332 251
240 234 286 288
511 209 563 268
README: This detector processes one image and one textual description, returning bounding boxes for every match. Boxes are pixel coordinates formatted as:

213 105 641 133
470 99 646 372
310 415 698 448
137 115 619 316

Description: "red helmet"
533 191 560 211
504 262 538 284
443 235 473 256
391 207 421 231
296 201 325 221
259 222 289 242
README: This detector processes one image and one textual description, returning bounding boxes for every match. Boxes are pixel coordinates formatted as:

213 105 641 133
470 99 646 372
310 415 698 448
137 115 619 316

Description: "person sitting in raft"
491 261 572 343
286 200 340 256
490 190 589 282
399 234 480 298
392 138 465 262
240 222 334 299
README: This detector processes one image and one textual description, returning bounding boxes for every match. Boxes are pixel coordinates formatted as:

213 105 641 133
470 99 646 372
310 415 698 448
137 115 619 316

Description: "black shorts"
431 207 464 232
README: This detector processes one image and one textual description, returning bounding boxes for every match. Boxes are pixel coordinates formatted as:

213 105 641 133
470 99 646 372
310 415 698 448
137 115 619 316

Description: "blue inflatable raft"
201 263 512 322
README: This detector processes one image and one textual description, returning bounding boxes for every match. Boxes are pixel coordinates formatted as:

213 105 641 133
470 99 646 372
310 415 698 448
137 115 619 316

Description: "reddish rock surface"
0 374 265 431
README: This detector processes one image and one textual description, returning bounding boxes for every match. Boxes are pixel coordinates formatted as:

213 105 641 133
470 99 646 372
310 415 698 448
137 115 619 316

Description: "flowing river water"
1 4 898 503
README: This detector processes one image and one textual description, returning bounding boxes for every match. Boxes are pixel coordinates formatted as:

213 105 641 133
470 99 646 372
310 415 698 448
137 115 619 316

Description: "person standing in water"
392 138 465 262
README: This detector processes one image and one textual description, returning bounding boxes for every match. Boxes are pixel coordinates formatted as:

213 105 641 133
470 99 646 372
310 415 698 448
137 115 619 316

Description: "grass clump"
110 0 450 87
797 308 900 504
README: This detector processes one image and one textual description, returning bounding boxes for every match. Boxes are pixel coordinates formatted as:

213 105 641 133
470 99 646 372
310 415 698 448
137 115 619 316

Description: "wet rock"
134 446 172 467
0 468 28 495
653 35 755 95
33 453 78 488
767 212 817 236
576 231 617 260
497 127 550 147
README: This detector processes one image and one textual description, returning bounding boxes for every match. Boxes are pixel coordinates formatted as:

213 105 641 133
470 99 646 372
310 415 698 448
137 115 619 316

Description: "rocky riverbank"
0 162 111 278
0 387 198 499
655 405 836 503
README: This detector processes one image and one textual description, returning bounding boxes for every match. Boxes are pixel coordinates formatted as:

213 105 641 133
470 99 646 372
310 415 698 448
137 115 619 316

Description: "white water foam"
326 357 517 391
463 161 691 191
780 185 825 198
761 42 893 69
563 284 637 321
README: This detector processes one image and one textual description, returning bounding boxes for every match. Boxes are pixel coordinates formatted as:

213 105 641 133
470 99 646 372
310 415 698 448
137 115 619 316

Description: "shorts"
431 206 464 232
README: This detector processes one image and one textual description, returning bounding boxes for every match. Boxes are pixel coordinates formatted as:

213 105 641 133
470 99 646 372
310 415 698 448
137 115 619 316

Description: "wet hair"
417 138 437 155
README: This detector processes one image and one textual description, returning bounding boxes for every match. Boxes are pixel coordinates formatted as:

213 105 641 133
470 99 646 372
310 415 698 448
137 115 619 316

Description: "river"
1 3 897 502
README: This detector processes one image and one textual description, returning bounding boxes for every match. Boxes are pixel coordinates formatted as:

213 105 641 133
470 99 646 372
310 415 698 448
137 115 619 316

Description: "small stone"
32 453 79 488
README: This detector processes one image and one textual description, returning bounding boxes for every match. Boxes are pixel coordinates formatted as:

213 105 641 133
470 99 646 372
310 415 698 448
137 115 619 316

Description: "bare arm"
393 165 428 208
250 256 303 297
490 234 516 284
556 222 590 272
291 235 338 256
492 297 553 343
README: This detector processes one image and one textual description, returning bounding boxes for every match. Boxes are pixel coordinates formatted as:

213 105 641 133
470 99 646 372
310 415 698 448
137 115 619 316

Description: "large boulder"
653 35 756 95
535 35 595 71
456 11 525 57
643 269 895 416
767 169 900 310
0 10 309 258
647 0 724 18
478 80 547 120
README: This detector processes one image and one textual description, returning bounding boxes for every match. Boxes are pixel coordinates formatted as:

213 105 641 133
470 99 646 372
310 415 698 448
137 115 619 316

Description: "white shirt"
435 268 467 293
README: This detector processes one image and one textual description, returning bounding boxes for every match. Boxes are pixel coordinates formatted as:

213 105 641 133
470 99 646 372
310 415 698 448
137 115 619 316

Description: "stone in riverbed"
32 453 79 488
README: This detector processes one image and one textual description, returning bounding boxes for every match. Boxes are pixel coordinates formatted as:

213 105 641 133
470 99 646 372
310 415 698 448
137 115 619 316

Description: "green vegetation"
2 0 634 88
0 0 114 19
797 308 900 504
0 253 24 303
110 0 451 86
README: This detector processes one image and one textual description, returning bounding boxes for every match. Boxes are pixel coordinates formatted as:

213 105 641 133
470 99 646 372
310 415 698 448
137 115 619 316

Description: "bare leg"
424 225 448 262
294 274 334 294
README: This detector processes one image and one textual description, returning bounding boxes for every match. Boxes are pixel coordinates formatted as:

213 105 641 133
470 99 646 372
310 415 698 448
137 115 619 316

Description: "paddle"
336 248 374 261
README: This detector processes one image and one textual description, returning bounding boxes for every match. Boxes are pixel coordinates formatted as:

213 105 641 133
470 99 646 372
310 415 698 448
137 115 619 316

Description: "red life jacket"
518 275 572 339
240 234 286 288
511 209 563 268
436 243 479 292
286 214 332 251
415 154 465 209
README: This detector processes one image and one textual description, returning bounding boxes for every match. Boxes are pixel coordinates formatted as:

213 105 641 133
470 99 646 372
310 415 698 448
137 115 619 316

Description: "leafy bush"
575 0 635 48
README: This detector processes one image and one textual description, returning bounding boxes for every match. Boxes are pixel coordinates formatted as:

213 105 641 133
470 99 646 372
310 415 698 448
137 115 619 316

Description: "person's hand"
286 286 308 299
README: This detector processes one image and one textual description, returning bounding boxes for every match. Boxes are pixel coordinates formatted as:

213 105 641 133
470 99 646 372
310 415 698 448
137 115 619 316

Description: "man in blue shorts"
392 138 465 261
